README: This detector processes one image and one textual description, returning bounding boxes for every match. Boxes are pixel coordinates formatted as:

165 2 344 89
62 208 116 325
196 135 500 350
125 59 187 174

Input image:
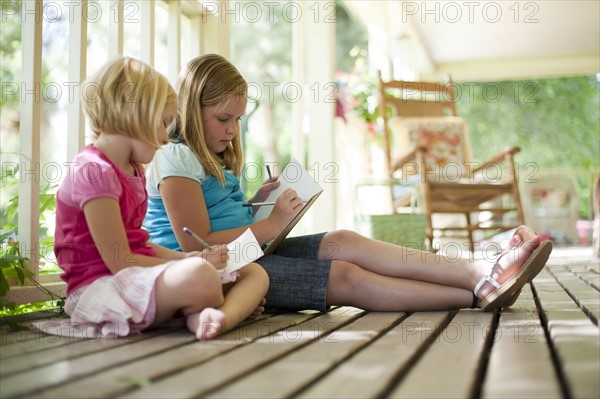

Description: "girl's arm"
83 197 180 273
159 176 299 251
148 242 187 260
149 242 229 270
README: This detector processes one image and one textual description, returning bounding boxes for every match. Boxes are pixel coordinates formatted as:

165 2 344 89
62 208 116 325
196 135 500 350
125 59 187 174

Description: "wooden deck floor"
1 247 598 399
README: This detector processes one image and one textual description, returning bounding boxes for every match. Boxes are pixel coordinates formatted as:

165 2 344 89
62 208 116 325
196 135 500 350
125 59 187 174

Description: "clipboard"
253 157 323 255
262 190 322 255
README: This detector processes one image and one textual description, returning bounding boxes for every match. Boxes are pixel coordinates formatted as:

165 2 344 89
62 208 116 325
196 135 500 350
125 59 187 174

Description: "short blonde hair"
176 54 247 185
82 56 177 148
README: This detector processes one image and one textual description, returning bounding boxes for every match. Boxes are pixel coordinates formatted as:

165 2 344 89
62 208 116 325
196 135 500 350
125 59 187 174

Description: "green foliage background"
457 78 599 168
457 77 600 218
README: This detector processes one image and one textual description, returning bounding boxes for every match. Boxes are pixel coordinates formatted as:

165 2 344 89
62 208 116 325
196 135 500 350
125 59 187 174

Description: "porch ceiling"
343 0 600 81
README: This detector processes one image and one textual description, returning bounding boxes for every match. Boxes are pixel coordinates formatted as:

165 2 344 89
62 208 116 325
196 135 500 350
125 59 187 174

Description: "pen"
242 200 307 207
266 165 273 182
242 201 276 207
182 227 211 249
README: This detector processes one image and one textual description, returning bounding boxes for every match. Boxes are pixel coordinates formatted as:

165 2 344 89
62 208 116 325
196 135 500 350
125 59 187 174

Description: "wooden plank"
386 99 451 117
388 310 493 399
382 80 454 95
533 268 600 399
546 268 599 324
0 330 84 360
30 313 317 398
122 307 364 398
208 312 404 398
0 323 180 377
298 311 451 398
566 264 600 291
0 326 182 397
0 323 66 347
482 284 562 398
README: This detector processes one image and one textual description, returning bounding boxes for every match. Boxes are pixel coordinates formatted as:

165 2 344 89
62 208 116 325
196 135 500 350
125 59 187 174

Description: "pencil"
182 227 211 249
266 165 273 182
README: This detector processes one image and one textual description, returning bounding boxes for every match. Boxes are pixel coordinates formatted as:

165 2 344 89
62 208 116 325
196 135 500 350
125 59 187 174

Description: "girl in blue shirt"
144 54 552 313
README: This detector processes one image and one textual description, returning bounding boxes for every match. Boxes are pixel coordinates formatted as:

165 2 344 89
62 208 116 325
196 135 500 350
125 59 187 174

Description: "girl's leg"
319 226 538 292
189 263 269 340
151 257 225 329
327 238 541 311
327 260 472 311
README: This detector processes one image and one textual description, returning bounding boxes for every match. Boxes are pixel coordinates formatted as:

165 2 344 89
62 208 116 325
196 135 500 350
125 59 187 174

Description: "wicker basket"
354 213 427 249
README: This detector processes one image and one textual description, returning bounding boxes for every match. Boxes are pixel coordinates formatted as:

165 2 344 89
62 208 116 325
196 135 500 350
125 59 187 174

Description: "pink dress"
51 145 168 337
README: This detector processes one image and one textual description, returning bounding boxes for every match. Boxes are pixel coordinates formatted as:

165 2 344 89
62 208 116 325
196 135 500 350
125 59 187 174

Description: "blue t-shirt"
144 142 253 251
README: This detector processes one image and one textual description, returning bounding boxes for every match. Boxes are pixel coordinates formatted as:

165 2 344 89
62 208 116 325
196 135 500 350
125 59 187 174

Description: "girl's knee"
170 258 222 299
320 229 362 260
327 261 366 305
330 260 363 287
324 229 362 247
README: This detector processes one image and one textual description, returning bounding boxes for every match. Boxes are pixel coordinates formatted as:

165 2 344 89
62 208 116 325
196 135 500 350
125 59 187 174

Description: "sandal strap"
473 275 501 298
473 235 528 302
471 292 479 309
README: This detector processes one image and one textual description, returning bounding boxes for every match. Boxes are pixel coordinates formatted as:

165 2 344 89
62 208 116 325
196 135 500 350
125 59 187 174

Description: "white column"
168 0 181 85
67 0 88 161
201 9 229 58
108 0 124 59
293 1 337 232
291 3 306 164
140 0 155 66
188 15 203 59
19 0 43 278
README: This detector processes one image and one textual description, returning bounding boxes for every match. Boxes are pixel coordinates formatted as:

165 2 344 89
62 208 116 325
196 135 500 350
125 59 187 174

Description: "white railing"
6 0 226 305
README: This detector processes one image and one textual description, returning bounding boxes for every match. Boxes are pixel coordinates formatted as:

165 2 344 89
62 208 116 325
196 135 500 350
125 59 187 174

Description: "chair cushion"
391 117 471 179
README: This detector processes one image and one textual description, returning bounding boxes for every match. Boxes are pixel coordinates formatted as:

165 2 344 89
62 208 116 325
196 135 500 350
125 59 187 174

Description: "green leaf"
115 376 152 388
14 266 25 285
0 271 9 297
0 254 26 268
5 196 18 226
0 230 15 243
40 193 56 213
0 163 18 181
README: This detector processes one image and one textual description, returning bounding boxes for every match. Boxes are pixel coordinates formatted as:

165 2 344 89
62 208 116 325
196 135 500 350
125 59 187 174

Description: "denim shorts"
257 232 331 313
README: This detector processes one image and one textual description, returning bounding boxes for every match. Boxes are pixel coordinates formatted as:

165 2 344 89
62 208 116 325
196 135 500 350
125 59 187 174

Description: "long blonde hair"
82 56 177 149
175 54 246 185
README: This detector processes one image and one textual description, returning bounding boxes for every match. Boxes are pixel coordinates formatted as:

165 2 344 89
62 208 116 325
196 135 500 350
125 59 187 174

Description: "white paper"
223 228 263 273
254 157 323 221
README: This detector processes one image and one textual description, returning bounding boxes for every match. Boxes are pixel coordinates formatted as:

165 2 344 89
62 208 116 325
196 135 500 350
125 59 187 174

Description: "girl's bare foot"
247 297 266 320
188 308 226 340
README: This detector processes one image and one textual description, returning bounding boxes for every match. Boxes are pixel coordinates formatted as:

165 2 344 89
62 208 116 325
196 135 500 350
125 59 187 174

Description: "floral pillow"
391 117 471 173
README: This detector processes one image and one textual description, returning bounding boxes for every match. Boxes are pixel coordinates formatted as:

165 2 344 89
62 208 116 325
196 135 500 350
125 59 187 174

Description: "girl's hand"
188 245 229 270
185 250 205 259
268 188 303 230
190 246 237 283
248 179 280 203
219 270 240 284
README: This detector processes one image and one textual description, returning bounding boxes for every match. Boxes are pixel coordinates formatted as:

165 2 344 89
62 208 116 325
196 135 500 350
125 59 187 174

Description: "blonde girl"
54 57 268 340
